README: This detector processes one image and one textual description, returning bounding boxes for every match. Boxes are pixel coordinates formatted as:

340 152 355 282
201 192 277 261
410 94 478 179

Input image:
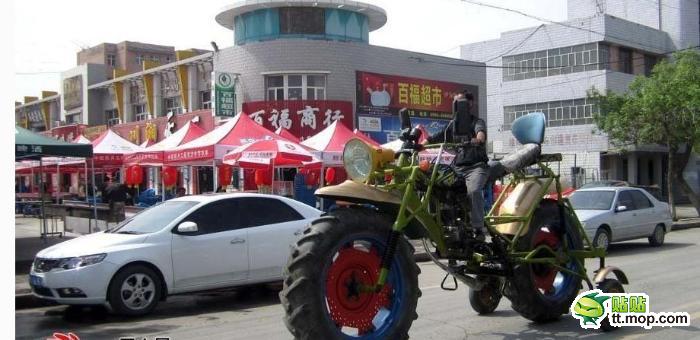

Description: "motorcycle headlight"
343 139 395 183
57 253 107 270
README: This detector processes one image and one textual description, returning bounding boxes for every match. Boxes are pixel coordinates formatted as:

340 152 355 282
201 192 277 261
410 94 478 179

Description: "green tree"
588 50 700 219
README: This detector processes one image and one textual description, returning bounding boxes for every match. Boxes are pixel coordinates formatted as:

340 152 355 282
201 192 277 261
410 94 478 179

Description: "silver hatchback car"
569 187 672 251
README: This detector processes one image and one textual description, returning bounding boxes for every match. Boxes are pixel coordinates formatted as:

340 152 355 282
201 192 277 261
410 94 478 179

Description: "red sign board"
242 100 354 140
356 71 478 119
165 146 214 163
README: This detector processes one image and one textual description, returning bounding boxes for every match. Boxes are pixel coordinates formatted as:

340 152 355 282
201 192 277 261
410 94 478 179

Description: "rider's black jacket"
427 114 488 167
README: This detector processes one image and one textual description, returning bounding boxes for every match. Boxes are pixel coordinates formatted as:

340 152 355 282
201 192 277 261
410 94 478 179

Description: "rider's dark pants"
455 164 488 232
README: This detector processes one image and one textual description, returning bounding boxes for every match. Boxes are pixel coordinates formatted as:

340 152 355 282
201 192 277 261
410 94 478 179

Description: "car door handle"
230 238 245 244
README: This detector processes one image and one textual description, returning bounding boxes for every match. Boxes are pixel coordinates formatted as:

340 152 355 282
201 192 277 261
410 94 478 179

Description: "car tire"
593 228 611 252
648 224 665 247
108 264 162 316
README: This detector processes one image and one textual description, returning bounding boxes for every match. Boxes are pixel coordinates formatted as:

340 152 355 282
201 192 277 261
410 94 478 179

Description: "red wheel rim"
325 245 392 334
532 228 560 293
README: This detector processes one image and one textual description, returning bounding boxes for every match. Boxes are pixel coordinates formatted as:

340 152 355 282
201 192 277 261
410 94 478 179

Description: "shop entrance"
198 167 214 193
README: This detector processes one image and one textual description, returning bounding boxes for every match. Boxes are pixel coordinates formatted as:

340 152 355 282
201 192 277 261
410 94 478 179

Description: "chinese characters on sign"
356 71 478 143
63 75 83 111
214 72 236 117
242 100 354 140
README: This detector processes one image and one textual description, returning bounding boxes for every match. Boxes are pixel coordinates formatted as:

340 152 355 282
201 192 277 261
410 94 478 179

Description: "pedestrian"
176 187 187 197
103 173 127 223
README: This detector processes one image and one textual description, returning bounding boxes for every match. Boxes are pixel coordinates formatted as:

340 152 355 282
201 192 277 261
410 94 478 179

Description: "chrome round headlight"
343 139 373 182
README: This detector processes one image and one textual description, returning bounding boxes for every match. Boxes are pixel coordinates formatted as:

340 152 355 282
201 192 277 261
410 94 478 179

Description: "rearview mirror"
615 205 627 212
177 221 198 233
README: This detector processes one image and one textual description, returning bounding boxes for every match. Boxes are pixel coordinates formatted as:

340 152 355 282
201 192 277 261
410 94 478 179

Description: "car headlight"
343 139 395 183
57 253 107 270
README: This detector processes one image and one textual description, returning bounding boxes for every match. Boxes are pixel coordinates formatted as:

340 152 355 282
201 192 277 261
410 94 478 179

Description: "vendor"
103 174 127 223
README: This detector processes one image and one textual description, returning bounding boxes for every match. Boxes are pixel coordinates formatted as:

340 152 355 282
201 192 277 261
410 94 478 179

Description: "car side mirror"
177 221 198 233
615 205 627 213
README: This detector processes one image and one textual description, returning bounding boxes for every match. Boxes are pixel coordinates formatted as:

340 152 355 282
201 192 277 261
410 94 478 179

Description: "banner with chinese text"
242 100 354 140
214 71 236 117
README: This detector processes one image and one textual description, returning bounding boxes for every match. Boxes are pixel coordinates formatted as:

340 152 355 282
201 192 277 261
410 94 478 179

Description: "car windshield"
570 191 616 210
109 201 198 234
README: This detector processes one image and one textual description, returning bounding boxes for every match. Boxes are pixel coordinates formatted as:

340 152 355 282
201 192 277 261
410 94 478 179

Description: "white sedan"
569 187 672 251
29 193 322 315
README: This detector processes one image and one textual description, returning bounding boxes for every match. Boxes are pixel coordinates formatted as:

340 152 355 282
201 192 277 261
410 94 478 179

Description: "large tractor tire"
505 200 583 323
280 207 421 339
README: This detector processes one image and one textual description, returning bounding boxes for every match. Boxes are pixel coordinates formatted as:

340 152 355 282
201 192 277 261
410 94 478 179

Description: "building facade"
461 0 700 193
17 0 486 147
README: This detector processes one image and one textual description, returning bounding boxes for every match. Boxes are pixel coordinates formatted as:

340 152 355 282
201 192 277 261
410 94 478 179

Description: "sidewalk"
14 206 700 310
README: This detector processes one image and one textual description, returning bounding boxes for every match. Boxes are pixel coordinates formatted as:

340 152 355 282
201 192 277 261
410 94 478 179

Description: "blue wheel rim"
322 234 406 339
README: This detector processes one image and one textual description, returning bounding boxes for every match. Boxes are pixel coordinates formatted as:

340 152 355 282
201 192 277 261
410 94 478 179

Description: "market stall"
223 139 321 197
164 113 280 193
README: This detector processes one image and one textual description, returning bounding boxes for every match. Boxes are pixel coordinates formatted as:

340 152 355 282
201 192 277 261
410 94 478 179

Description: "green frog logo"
571 290 611 329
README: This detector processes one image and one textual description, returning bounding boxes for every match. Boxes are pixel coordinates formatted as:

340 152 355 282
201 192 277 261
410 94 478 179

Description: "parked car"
569 187 672 251
29 193 322 315
579 180 629 189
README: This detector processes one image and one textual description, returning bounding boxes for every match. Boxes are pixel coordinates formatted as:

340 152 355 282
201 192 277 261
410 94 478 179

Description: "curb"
16 293 56 310
672 220 700 230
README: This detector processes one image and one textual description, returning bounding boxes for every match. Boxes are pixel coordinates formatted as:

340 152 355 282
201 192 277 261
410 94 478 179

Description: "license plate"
29 275 44 287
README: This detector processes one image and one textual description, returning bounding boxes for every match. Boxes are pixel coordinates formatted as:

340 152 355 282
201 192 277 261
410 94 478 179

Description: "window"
163 97 182 115
502 97 596 129
105 109 120 126
134 104 148 121
265 74 327 100
644 54 659 76
136 54 144 66
630 190 653 209
502 43 603 81
619 47 633 74
180 199 241 235
279 7 325 35
114 201 198 234
237 197 303 227
266 75 285 100
150 55 160 62
106 54 116 67
617 191 636 211
200 91 212 109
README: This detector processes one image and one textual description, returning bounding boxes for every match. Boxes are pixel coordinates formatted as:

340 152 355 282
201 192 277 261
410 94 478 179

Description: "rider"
425 90 488 240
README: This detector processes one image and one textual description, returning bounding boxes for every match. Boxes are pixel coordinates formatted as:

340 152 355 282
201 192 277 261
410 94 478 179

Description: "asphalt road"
15 227 700 340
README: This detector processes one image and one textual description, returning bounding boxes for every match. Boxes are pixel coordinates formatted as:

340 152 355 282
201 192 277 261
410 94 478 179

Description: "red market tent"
124 121 206 166
90 129 143 166
164 113 279 165
72 135 92 144
222 139 320 169
353 129 381 147
275 127 301 143
300 120 358 166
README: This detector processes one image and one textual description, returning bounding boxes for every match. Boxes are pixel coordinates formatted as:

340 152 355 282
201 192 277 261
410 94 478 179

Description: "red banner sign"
242 100 354 140
356 71 478 119
165 146 214 163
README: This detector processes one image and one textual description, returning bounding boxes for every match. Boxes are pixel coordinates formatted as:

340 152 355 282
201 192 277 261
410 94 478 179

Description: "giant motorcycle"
280 109 628 339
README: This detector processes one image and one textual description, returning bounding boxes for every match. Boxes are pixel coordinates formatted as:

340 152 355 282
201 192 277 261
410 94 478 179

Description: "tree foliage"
588 49 700 216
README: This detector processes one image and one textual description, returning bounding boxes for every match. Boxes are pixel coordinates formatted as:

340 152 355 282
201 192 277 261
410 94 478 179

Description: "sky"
13 0 568 101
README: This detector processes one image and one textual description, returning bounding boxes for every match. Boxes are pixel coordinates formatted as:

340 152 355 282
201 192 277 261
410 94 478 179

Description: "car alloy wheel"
120 273 156 311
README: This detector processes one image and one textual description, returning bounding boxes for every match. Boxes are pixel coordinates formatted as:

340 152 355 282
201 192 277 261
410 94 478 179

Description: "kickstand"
441 272 458 291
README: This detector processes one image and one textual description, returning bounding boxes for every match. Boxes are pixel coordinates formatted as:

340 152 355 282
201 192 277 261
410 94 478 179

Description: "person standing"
103 174 127 223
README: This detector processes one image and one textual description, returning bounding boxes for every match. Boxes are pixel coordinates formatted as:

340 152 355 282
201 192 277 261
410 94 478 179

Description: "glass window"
630 190 653 209
644 55 659 76
619 47 633 74
105 109 119 127
279 7 325 35
617 191 636 210
163 97 182 115
111 201 198 234
181 199 242 234
265 74 326 100
106 54 116 67
237 197 303 227
200 91 211 109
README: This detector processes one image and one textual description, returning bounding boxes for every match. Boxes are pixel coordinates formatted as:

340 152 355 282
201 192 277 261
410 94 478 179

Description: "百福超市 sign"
214 71 236 117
